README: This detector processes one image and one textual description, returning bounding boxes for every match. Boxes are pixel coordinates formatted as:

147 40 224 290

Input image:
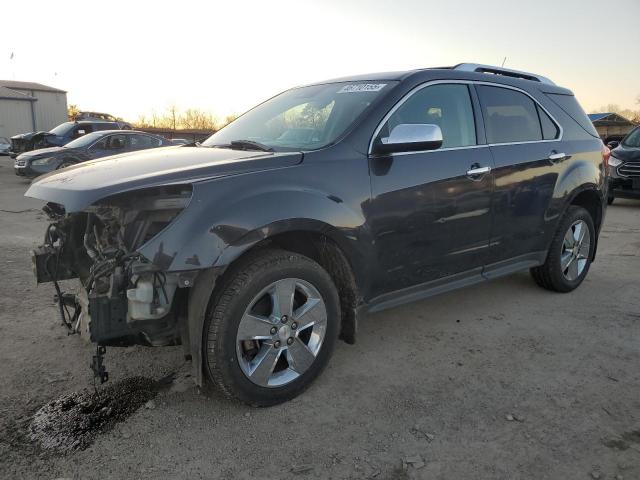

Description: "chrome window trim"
368 80 563 156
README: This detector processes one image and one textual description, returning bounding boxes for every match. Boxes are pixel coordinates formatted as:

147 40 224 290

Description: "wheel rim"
561 220 591 281
235 278 327 388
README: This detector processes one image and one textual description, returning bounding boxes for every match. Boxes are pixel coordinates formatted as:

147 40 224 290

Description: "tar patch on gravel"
29 376 158 452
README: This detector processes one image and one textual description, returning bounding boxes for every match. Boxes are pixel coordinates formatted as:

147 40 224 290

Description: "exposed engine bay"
32 185 194 382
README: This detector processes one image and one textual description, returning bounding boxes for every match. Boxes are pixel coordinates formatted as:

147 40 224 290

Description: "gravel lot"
0 156 639 480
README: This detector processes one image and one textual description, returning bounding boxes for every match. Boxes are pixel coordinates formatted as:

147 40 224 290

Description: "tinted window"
92 134 127 150
130 134 162 149
622 127 640 148
537 104 559 140
72 124 94 138
546 93 599 138
378 84 476 149
477 86 542 143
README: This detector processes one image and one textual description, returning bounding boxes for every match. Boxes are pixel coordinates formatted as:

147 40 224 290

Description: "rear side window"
537 105 559 140
477 86 544 144
545 93 599 138
377 83 477 149
130 134 162 149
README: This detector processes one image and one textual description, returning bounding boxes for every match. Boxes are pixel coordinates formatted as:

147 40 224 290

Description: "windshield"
64 131 105 149
49 122 75 136
202 81 396 151
622 127 640 148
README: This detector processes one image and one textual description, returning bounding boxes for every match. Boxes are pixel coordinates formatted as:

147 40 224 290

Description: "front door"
367 83 494 299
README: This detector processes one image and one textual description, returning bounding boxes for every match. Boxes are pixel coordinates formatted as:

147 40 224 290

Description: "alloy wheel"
235 278 327 387
560 220 591 281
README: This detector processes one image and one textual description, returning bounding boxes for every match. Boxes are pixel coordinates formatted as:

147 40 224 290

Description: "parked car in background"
170 138 191 145
14 130 171 178
607 126 640 204
0 137 10 155
74 111 129 124
26 64 607 406
9 120 132 157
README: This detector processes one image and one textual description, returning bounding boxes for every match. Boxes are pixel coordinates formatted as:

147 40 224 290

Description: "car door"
367 82 494 298
475 84 562 274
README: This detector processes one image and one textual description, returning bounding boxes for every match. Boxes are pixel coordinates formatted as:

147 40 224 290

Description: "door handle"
466 165 491 176
548 152 569 163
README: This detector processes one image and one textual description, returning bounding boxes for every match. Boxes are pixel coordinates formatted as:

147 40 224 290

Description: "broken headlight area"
32 185 194 383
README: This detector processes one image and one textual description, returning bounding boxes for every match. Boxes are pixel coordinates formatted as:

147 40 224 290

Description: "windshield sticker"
338 83 387 93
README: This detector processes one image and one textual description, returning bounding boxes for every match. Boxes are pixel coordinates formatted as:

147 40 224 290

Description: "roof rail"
453 63 555 86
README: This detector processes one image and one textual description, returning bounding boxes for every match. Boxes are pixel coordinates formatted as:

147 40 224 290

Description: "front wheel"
203 249 340 406
57 160 76 170
530 206 595 293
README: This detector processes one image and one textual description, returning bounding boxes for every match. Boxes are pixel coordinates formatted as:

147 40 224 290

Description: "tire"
57 160 76 170
607 195 615 205
203 249 340 406
530 206 595 293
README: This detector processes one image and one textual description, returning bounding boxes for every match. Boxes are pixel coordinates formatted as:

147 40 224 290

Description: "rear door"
475 84 563 272
368 82 494 297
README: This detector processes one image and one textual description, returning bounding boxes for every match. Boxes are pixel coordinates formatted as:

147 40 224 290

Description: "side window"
377 84 476 149
129 134 162 149
90 137 108 150
72 124 93 138
537 104 559 140
477 86 543 144
107 134 127 150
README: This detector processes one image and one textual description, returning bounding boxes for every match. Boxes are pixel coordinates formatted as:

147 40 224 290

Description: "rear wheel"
203 249 340 406
530 206 595 292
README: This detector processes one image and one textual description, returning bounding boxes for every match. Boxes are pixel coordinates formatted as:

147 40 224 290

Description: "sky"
1 0 638 122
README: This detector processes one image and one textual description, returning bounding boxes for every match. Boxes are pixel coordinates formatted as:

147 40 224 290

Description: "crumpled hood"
25 146 303 212
11 131 51 141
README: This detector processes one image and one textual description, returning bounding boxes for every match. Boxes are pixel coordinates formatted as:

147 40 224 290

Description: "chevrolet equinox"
27 64 609 406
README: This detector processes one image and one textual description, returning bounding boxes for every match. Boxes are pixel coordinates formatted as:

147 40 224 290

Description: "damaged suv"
27 64 608 406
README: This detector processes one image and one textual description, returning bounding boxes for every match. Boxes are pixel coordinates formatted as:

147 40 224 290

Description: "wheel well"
570 189 602 260
570 189 602 232
233 231 360 344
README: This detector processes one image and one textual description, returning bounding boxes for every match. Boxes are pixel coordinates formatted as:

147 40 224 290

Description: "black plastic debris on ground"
29 376 158 452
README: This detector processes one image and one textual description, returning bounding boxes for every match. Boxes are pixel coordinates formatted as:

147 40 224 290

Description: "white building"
0 80 68 139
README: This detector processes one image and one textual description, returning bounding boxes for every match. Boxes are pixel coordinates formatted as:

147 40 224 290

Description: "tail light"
601 142 611 169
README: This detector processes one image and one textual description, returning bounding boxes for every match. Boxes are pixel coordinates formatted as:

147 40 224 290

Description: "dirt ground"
0 156 638 480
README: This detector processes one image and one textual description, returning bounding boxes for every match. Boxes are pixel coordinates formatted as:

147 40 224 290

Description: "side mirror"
607 140 619 149
374 124 443 155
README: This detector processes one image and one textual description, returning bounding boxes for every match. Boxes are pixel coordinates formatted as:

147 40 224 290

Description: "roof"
308 64 571 95
0 79 66 94
0 86 36 101
588 113 635 125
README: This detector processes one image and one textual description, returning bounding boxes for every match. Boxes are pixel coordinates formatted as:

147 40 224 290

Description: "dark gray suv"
26 64 608 405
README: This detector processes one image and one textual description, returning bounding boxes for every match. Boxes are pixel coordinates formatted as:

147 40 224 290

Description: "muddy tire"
530 206 595 293
203 249 340 406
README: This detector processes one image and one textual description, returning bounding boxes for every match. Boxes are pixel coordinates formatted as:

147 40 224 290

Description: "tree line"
68 105 237 131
